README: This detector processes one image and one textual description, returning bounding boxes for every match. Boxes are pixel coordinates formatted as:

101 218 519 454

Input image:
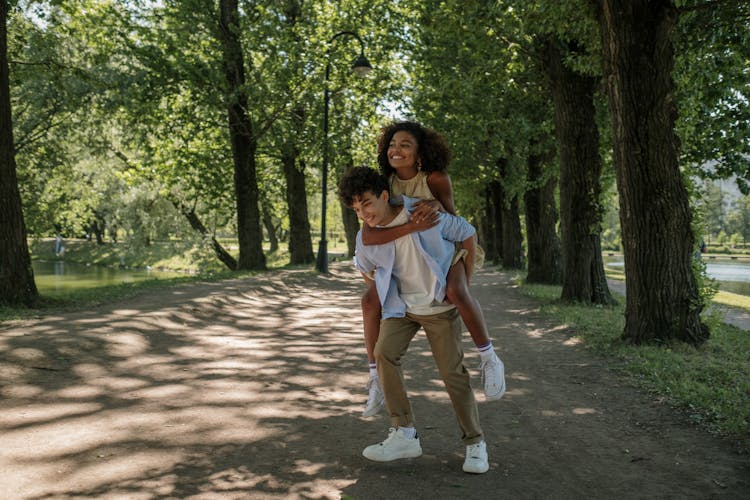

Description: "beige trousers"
375 308 483 445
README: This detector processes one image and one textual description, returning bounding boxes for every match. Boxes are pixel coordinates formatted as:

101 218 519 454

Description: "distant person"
359 121 505 418
339 166 491 474
55 234 63 257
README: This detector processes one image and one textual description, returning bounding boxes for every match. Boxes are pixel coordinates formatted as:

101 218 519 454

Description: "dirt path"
1 264 748 499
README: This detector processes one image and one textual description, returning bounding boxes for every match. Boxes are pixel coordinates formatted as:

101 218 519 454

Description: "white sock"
369 363 378 378
477 342 494 360
398 426 417 439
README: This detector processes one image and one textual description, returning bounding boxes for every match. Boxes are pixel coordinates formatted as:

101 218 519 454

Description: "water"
33 260 182 296
603 255 750 296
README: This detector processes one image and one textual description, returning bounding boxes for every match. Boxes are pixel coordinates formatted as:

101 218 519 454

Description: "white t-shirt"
384 208 455 315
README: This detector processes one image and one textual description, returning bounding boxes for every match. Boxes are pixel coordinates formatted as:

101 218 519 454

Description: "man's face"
351 190 390 227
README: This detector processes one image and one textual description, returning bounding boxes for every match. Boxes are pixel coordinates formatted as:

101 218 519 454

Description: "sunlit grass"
518 281 750 450
713 290 750 312
1 238 321 322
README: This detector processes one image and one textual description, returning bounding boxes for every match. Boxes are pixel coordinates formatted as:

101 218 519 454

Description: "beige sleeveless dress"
389 171 433 200
388 172 485 270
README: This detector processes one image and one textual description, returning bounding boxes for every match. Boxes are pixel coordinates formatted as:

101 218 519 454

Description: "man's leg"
416 309 483 445
417 309 489 473
362 316 423 462
375 316 421 427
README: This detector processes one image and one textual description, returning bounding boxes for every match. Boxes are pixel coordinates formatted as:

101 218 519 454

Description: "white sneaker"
463 440 489 474
479 353 506 401
363 376 385 417
363 427 422 462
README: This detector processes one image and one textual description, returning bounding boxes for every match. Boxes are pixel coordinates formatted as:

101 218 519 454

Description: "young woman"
359 121 505 417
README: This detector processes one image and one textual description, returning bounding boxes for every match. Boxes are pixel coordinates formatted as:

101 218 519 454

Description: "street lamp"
316 31 373 274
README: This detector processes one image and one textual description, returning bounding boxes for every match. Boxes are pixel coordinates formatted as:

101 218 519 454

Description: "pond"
32 260 183 296
603 255 750 296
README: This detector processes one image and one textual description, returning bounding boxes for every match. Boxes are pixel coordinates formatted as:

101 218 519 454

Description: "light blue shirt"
353 196 476 319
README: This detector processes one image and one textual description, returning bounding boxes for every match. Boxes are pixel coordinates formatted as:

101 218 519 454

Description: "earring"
416 158 422 170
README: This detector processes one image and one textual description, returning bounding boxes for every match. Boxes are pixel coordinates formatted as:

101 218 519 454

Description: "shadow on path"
0 264 747 499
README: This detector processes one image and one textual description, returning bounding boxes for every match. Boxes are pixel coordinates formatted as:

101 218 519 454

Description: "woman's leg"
445 262 506 401
444 263 490 347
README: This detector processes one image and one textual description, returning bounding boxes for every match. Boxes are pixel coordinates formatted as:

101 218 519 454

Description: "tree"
542 38 613 304
525 148 562 284
218 0 264 270
675 1 750 193
0 0 37 306
698 181 727 240
595 0 708 344
726 196 750 246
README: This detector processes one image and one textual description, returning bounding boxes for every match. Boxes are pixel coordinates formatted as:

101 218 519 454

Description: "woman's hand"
414 199 445 213
410 204 440 230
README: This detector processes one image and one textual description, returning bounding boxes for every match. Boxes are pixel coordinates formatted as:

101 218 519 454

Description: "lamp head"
351 54 373 77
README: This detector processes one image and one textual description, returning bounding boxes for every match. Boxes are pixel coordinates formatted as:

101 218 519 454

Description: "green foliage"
675 1 750 193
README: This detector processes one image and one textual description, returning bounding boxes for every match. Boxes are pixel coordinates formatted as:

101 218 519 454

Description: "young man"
338 166 499 474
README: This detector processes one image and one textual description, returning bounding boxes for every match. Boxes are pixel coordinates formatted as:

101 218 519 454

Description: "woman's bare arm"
426 171 456 215
361 214 439 245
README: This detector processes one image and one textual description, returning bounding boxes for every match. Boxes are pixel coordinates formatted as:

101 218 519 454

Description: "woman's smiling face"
387 131 419 172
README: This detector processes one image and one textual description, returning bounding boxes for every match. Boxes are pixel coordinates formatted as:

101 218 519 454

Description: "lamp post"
316 31 373 273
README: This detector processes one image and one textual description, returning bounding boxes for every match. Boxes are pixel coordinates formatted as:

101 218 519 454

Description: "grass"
0 238 308 322
518 281 750 451
714 290 750 311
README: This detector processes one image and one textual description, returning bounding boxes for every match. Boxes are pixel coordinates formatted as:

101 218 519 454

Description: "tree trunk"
496 159 524 269
525 151 562 284
339 165 360 258
502 191 524 269
176 202 238 271
543 38 613 304
91 217 105 245
596 0 708 344
0 0 37 306
340 199 359 259
218 0 265 270
281 152 314 264
261 202 279 253
486 178 504 264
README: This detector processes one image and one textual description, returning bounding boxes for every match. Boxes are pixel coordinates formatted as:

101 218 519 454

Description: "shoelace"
480 359 501 384
467 443 483 458
381 427 398 444
367 379 381 399
479 358 492 383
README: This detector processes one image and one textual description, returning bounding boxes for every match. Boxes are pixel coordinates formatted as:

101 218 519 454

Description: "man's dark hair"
338 166 390 207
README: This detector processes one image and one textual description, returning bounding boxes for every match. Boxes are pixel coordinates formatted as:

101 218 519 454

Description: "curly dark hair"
338 166 390 207
376 121 452 178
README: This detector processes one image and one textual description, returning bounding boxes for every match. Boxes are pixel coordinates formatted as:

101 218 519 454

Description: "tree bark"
0 0 38 306
281 151 314 264
543 38 613 304
497 159 524 269
261 202 279 253
218 0 265 270
176 202 238 271
596 0 708 344
485 178 504 264
502 192 524 269
525 151 562 284
340 164 360 259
